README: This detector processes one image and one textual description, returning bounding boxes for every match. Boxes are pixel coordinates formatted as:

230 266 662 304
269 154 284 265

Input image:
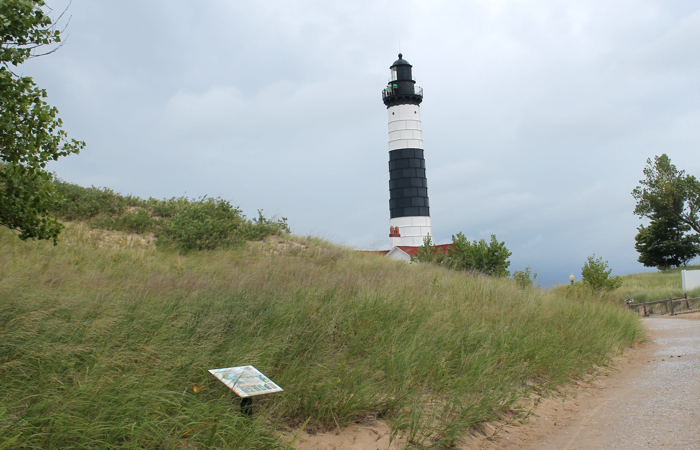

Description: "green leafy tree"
581 254 622 293
634 214 699 270
0 0 84 243
632 154 700 234
448 232 511 277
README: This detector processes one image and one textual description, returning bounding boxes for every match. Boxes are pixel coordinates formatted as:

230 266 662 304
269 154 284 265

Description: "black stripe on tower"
388 148 430 219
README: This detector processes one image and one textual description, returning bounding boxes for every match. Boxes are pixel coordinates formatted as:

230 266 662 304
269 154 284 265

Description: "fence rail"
626 294 700 317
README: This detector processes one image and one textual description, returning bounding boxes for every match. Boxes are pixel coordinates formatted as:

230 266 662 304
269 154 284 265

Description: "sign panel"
208 365 283 398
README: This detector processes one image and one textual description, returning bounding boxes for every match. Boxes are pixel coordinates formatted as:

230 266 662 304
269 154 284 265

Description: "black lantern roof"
391 53 412 68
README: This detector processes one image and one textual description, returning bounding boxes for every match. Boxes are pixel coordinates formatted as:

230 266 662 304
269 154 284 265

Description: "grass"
611 265 700 303
0 225 644 449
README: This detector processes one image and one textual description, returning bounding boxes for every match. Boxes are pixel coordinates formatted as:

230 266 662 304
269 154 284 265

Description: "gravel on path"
521 317 700 450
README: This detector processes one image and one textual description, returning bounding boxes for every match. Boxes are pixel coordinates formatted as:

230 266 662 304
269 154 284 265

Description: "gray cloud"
24 0 700 285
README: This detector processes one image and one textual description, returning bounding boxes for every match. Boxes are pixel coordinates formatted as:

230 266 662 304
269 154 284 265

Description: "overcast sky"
26 0 700 285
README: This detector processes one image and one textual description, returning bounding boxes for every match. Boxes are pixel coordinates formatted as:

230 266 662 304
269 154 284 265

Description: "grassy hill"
614 265 700 303
0 217 644 449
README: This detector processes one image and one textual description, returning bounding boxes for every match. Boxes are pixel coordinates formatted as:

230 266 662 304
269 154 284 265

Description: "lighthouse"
383 54 431 248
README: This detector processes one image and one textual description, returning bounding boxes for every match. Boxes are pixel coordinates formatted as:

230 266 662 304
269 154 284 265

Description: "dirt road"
515 316 700 450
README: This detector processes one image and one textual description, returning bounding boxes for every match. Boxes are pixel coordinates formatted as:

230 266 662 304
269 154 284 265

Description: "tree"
632 154 700 234
0 0 84 243
634 213 700 270
412 234 447 265
448 232 511 277
581 255 622 293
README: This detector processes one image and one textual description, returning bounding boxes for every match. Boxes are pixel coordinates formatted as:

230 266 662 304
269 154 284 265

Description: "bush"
241 210 290 241
449 232 512 277
53 180 137 220
412 232 512 277
412 234 447 264
513 266 537 288
50 180 289 252
156 197 245 252
581 255 622 293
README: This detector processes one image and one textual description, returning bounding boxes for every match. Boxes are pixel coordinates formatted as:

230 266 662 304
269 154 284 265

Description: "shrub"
51 180 289 253
240 210 290 241
412 233 512 277
412 234 447 264
581 254 622 293
53 180 135 220
157 197 245 252
448 232 512 277
513 266 537 288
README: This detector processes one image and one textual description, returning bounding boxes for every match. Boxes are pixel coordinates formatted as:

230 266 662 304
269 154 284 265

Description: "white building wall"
682 270 700 291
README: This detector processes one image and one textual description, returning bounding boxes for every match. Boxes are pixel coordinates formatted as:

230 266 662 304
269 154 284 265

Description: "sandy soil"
289 315 700 450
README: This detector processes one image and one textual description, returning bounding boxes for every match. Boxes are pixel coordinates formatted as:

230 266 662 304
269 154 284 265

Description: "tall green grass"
0 226 643 449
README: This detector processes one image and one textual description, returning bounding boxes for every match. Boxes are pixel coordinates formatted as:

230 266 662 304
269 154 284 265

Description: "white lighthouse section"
390 216 432 247
388 104 423 151
388 103 431 247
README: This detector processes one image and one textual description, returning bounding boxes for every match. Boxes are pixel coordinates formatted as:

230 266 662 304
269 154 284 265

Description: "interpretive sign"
208 365 283 398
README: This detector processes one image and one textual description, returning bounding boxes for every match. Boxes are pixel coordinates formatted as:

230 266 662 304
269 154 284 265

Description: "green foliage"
632 154 700 233
513 266 537 288
0 226 644 448
448 232 512 277
0 0 84 243
242 209 290 242
157 197 244 252
51 180 289 253
635 213 700 270
581 254 622 293
51 179 141 220
411 233 512 278
411 233 447 264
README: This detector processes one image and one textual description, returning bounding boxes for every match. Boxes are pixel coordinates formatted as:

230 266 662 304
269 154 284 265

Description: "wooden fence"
626 294 700 317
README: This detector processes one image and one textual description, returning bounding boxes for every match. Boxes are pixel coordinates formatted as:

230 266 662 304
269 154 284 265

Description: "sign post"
208 365 283 417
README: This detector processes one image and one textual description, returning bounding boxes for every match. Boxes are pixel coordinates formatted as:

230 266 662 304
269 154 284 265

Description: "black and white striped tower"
382 54 431 247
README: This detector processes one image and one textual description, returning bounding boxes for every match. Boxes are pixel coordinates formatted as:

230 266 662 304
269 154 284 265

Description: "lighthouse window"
391 67 397 81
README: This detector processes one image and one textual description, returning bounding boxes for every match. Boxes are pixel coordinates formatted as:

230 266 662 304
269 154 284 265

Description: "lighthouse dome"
391 53 412 68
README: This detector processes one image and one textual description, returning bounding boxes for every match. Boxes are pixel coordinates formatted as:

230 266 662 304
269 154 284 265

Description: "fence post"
685 293 690 310
642 301 648 317
670 298 675 316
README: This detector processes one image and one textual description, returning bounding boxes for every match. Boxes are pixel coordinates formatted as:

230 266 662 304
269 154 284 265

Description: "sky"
23 0 700 286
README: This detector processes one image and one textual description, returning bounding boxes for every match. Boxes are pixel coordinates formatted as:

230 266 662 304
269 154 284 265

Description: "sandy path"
512 316 700 450
291 316 700 450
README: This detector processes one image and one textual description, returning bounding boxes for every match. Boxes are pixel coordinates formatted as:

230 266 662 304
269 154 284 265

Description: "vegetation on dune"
610 265 700 304
413 233 513 278
0 225 643 449
50 179 290 252
581 255 623 294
